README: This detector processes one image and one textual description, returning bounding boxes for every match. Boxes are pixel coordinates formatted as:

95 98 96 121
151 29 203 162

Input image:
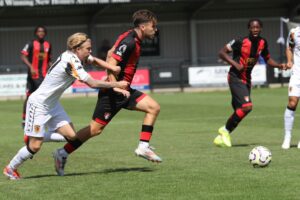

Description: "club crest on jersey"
244 96 250 102
104 112 111 120
116 44 127 56
34 125 41 133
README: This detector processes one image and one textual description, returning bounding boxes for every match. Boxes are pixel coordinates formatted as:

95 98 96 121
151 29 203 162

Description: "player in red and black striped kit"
213 19 288 147
53 9 162 176
21 26 51 128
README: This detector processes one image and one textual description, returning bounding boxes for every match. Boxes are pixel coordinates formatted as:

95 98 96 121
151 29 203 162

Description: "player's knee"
28 142 42 153
149 102 160 116
90 125 104 136
288 101 298 110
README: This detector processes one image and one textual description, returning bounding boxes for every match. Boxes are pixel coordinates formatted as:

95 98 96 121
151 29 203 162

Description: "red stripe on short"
136 93 147 103
95 118 109 125
140 132 152 141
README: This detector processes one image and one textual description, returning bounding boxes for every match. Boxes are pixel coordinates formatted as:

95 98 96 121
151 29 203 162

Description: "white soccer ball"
248 146 272 167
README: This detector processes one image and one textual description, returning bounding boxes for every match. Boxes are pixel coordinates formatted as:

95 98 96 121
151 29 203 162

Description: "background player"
53 9 162 176
282 26 300 149
3 33 128 180
213 19 287 147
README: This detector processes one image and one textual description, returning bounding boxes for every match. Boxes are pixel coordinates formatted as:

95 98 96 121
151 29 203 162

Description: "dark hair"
132 9 157 27
247 19 263 29
34 25 47 35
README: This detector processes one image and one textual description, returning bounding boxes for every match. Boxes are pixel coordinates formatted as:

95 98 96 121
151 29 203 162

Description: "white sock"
284 107 295 140
8 146 33 170
139 141 149 148
44 132 66 142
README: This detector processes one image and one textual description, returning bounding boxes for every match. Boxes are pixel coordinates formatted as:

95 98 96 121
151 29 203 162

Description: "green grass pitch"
1 87 300 200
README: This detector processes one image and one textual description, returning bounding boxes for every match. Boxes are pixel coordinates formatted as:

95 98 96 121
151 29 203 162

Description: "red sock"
140 125 153 142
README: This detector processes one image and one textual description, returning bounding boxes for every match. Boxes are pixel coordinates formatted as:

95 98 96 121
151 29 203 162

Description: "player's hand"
116 80 129 89
280 63 288 70
113 88 130 98
287 62 293 69
234 64 244 71
30 67 37 76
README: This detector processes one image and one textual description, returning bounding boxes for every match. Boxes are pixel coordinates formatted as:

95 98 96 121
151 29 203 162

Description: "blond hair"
67 32 90 50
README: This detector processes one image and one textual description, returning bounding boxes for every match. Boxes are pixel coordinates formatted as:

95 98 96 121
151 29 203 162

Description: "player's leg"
282 96 298 149
282 76 300 149
130 92 162 162
214 83 252 147
53 93 117 175
44 103 78 176
4 103 47 180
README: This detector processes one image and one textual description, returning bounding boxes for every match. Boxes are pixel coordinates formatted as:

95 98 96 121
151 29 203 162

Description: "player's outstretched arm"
219 45 243 71
266 58 287 70
87 55 121 74
84 77 128 89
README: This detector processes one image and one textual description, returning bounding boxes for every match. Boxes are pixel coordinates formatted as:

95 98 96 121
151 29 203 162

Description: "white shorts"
288 74 300 97
24 102 71 138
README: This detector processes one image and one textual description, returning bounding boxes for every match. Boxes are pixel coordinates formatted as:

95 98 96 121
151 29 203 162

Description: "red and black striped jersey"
227 36 270 85
21 39 52 79
111 29 141 85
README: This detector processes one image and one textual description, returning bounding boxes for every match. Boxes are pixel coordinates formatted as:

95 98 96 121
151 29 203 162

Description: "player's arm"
106 46 130 97
286 31 295 69
21 42 36 75
87 55 121 75
261 39 287 70
219 39 243 71
83 76 128 89
266 58 286 70
66 58 128 90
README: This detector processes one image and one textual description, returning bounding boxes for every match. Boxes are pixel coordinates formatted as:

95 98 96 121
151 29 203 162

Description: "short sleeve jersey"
111 30 141 86
21 39 52 79
226 36 270 84
29 51 90 109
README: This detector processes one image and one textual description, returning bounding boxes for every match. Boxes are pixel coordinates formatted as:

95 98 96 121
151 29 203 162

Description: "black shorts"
92 88 147 125
26 76 43 96
229 81 252 109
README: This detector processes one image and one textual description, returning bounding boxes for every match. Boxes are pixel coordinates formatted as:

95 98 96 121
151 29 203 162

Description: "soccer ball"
248 146 272 167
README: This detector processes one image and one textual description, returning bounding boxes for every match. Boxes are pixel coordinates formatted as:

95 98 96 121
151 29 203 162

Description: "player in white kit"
282 26 300 149
3 33 128 180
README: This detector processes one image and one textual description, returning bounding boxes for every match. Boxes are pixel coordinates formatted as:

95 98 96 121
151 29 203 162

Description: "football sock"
43 132 66 142
139 125 153 146
284 106 295 140
225 108 251 133
9 146 35 170
63 138 83 154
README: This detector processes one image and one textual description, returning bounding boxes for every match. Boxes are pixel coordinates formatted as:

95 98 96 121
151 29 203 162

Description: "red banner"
72 69 150 93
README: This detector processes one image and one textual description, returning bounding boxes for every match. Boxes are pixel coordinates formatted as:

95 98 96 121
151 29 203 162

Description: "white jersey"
29 50 90 110
287 27 300 76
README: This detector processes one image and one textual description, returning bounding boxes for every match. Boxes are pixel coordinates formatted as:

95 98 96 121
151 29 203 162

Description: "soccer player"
21 25 64 142
3 33 128 180
213 19 287 147
53 9 162 176
282 26 300 149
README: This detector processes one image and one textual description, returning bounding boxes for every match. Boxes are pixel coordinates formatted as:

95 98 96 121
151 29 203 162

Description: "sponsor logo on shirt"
116 44 127 56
